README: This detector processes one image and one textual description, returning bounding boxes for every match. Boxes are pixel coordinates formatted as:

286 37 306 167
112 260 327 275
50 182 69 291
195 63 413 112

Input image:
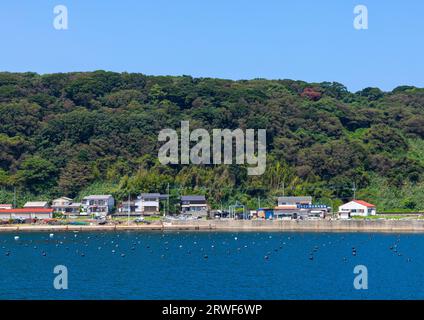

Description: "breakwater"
1 219 424 233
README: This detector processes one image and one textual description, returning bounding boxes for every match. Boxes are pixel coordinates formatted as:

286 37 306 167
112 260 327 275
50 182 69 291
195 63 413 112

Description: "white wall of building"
338 201 376 217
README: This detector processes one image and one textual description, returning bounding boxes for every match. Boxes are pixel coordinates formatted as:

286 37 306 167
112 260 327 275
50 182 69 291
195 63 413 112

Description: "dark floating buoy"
5 251 10 256
121 253 125 257
264 255 269 260
309 255 314 260
81 253 85 257
42 251 46 256
204 254 208 259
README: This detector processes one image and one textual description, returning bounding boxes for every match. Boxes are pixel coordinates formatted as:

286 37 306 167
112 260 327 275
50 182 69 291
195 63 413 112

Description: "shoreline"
2 219 424 233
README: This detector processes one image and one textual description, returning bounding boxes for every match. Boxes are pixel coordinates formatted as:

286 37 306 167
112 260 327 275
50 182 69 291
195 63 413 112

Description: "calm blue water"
0 231 423 299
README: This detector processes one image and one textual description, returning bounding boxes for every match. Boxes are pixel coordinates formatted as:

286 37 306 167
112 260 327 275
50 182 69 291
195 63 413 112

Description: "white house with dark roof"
82 195 115 216
52 197 81 215
180 195 208 217
118 193 168 215
137 193 168 215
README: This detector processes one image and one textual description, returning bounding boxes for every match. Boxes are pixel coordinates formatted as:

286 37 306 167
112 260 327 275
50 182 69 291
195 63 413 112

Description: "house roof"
53 197 73 202
139 193 168 199
0 208 53 214
52 203 81 208
140 193 161 197
83 195 113 200
68 203 81 207
353 200 376 208
181 195 206 201
23 201 48 208
277 196 312 202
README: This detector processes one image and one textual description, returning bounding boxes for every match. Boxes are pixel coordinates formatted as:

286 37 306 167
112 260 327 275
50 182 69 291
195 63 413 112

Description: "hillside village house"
23 201 49 208
0 204 13 210
262 196 329 220
338 200 377 219
272 196 313 219
0 201 52 220
181 195 208 217
138 193 168 215
118 200 137 215
118 193 168 215
52 197 82 215
0 208 53 220
82 195 115 217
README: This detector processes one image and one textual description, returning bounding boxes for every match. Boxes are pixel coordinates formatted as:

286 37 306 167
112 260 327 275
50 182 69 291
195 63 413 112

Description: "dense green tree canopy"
1 71 424 211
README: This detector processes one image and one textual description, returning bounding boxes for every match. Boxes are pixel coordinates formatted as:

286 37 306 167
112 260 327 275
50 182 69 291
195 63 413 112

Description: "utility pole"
127 193 130 225
258 196 261 209
282 181 285 197
166 183 170 217
352 182 357 200
13 187 16 208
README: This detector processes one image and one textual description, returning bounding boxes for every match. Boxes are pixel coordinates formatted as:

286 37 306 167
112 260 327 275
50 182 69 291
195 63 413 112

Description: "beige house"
52 197 81 215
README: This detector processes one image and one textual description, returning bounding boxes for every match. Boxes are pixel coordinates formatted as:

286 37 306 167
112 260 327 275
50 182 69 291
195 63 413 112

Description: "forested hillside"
1 71 424 211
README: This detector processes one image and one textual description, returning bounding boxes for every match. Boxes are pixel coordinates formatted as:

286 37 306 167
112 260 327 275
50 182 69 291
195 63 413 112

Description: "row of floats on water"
3 233 413 263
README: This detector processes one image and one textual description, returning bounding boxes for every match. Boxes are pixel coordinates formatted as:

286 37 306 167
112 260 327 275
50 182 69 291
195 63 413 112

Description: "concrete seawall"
1 219 424 233
171 219 424 232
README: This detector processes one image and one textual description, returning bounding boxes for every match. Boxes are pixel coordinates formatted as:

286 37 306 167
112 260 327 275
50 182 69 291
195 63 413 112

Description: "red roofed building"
0 208 53 220
338 200 376 219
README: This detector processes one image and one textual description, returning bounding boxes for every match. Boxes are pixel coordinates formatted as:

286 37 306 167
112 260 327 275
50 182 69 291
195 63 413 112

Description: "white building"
338 200 376 219
181 195 208 217
52 197 81 215
277 196 312 207
82 195 115 217
118 193 168 215
0 208 53 220
137 193 165 214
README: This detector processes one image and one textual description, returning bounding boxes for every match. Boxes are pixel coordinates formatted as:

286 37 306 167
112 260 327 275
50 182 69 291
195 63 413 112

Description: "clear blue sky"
0 0 422 92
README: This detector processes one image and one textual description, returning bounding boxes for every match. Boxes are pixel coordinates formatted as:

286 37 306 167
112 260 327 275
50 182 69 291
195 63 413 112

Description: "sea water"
0 231 423 299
